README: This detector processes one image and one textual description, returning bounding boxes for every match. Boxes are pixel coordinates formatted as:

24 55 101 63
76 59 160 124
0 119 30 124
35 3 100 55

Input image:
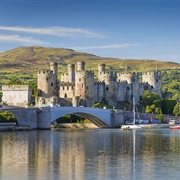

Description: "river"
0 128 180 180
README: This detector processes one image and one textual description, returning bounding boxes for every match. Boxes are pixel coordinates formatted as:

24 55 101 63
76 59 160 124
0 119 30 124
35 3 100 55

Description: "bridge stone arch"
50 107 112 128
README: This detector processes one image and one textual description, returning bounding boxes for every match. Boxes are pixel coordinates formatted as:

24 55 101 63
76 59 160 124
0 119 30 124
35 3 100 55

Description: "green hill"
0 46 180 84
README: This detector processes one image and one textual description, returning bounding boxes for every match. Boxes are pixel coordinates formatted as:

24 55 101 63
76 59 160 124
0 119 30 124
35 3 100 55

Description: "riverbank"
0 123 32 132
52 123 98 129
139 124 173 129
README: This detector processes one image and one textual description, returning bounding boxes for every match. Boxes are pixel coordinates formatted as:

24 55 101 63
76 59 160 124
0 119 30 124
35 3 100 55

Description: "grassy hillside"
0 46 180 84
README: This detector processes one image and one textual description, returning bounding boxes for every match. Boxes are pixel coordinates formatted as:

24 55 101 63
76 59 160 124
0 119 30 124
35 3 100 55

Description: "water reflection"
0 129 180 179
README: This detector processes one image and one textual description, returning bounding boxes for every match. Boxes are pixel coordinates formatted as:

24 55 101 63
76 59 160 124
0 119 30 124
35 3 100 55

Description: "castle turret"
50 62 58 77
77 61 85 71
68 64 75 82
98 64 106 81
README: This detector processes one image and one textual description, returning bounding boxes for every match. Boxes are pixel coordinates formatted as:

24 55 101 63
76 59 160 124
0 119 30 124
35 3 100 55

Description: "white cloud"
0 26 105 38
72 43 143 50
0 34 49 45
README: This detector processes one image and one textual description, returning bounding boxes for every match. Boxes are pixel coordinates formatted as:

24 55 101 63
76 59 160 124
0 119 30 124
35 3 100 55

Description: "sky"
0 0 180 63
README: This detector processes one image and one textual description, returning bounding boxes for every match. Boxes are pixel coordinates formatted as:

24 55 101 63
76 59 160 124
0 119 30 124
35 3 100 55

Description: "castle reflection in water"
0 129 180 179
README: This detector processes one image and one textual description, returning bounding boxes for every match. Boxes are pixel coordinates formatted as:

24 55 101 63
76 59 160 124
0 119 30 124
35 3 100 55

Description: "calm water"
0 128 180 180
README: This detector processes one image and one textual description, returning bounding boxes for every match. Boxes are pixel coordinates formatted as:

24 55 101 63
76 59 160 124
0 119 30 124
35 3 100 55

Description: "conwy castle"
36 61 162 108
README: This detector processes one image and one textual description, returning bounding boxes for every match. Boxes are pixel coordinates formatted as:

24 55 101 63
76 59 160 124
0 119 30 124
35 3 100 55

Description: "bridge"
50 107 111 127
6 106 124 129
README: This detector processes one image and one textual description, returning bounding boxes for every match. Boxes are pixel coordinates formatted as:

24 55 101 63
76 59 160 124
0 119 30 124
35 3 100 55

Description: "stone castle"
36 61 162 107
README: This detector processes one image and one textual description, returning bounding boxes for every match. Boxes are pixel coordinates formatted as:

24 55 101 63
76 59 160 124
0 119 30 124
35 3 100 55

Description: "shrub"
0 111 18 123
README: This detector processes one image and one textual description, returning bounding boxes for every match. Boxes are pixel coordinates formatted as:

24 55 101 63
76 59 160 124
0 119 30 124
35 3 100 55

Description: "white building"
2 85 32 107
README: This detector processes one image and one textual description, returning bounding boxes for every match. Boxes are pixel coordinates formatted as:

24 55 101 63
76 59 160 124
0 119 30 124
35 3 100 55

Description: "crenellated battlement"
2 85 31 91
38 69 50 74
142 71 161 76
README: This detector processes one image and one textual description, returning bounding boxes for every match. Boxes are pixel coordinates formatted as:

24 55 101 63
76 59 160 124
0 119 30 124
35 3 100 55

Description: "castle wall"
61 73 69 82
2 85 32 107
59 82 75 99
117 82 128 101
117 73 133 83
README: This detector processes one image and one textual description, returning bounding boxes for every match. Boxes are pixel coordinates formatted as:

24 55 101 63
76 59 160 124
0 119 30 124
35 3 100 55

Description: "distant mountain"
0 46 179 83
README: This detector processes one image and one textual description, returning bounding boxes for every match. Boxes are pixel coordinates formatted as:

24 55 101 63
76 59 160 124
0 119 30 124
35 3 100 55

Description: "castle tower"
77 61 85 71
50 62 58 77
68 64 75 82
37 70 50 98
131 72 141 104
98 64 106 81
37 62 59 98
75 62 94 106
104 71 117 107
142 71 162 97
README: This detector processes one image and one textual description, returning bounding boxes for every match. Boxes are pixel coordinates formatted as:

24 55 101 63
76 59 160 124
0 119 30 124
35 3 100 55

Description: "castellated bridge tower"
142 71 162 97
75 61 94 107
37 62 59 98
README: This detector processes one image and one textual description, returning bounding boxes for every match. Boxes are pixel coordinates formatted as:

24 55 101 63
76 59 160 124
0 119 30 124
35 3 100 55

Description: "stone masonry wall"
8 108 37 129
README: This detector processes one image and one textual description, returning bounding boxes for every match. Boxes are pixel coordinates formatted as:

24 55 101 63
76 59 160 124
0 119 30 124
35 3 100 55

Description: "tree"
8 76 22 85
156 114 164 122
29 81 38 97
0 111 17 123
140 90 161 107
173 103 180 116
161 98 176 115
140 90 162 114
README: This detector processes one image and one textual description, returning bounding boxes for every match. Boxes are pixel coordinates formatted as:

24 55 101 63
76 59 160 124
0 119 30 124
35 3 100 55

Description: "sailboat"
121 97 142 130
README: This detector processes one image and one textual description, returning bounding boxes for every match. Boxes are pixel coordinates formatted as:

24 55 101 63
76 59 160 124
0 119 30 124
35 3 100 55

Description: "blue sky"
0 0 180 63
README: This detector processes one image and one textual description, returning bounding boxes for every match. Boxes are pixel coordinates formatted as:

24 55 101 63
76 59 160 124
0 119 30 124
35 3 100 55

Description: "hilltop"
0 46 180 84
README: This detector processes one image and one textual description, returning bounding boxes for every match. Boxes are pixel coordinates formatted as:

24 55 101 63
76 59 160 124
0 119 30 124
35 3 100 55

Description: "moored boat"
121 97 142 130
121 124 142 130
169 125 180 130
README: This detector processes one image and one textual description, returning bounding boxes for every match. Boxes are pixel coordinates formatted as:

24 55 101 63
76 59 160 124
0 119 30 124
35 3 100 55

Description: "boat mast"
133 97 136 125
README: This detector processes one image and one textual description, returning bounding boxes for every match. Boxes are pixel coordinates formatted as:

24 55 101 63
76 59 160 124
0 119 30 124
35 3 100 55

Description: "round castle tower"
104 71 117 107
37 62 59 98
75 62 94 106
142 71 162 97
98 64 106 81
